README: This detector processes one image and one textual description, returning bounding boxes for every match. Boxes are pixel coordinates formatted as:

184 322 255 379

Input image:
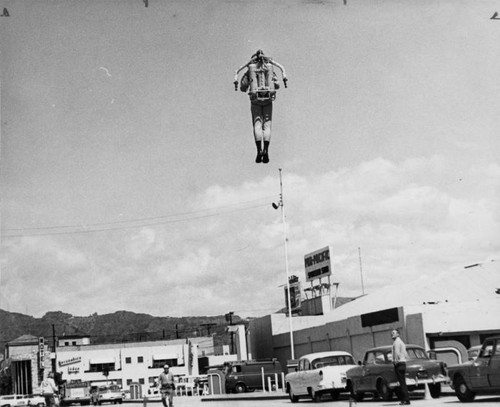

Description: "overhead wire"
1 196 275 238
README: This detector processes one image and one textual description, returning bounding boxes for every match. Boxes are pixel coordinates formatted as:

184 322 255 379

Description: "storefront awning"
89 358 115 364
152 354 178 360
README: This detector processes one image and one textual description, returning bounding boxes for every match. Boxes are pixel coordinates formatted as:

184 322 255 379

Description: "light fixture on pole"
272 168 295 360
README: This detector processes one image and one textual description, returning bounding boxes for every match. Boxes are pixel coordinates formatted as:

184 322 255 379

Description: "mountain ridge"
0 308 246 354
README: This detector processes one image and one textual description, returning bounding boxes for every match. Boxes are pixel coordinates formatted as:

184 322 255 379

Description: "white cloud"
1 156 499 318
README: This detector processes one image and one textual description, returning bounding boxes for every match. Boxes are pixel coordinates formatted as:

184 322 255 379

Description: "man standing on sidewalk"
40 372 58 407
158 364 175 407
392 329 410 405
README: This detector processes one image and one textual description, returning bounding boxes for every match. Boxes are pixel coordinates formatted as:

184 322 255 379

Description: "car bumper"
316 379 349 392
389 374 448 388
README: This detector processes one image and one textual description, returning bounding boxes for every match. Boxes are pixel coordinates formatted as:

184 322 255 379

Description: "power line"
2 198 273 238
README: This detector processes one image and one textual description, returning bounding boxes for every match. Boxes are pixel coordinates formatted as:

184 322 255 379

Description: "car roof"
366 344 424 352
300 351 354 360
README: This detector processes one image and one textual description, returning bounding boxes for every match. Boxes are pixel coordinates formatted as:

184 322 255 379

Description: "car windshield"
312 355 355 369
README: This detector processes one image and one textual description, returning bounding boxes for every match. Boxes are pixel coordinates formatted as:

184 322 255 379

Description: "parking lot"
128 391 500 407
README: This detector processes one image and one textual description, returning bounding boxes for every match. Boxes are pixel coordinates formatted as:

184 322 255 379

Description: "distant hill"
0 309 247 354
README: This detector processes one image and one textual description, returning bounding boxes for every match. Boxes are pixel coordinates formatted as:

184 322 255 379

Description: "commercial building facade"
2 336 213 398
249 264 500 369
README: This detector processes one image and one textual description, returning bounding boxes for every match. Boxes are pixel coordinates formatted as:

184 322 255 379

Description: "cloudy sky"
1 0 499 319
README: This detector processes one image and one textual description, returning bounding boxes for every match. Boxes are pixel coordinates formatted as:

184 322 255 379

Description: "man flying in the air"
234 50 288 164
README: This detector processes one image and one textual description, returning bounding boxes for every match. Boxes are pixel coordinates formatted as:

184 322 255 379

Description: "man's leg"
168 391 174 407
251 104 263 163
261 103 273 163
395 363 410 404
160 392 168 407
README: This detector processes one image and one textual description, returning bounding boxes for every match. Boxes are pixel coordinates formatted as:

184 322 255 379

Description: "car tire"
454 375 475 402
348 381 364 402
308 388 321 403
234 383 246 393
377 379 393 401
330 390 340 401
37 403 45 407
287 385 299 403
428 383 441 399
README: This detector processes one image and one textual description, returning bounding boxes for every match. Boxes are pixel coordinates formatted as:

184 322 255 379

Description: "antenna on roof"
358 247 365 296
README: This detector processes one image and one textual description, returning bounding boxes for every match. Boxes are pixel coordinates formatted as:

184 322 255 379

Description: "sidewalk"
201 390 288 402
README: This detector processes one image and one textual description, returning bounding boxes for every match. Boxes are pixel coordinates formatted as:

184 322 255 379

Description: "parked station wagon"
285 351 357 402
448 336 500 402
346 344 448 401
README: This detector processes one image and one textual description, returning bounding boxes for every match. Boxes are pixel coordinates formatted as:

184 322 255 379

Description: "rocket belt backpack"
240 62 279 105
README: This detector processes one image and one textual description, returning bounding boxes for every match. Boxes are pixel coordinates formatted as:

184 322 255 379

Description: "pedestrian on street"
392 328 411 405
40 372 58 407
157 364 175 407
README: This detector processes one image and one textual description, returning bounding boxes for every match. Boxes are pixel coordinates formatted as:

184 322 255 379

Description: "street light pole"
273 168 295 360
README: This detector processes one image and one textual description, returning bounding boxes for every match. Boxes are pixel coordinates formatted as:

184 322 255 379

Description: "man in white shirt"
40 372 58 407
392 329 410 405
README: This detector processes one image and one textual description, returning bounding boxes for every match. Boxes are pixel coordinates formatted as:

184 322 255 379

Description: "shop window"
139 379 145 384
126 379 132 385
151 359 178 368
89 362 115 373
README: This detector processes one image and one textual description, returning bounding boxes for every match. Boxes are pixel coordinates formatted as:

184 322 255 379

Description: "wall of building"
55 339 200 394
250 298 500 370
250 307 423 368
6 340 51 394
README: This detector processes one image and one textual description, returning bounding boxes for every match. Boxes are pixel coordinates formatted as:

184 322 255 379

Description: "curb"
201 393 288 402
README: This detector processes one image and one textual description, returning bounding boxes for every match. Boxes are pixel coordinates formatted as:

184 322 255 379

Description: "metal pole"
278 169 295 360
358 247 365 296
52 324 57 375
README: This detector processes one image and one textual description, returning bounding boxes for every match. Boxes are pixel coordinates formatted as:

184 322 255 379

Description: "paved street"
129 392 500 407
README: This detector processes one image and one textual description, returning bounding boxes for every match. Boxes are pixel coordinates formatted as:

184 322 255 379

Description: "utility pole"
200 323 216 336
272 169 295 360
52 324 57 375
225 312 234 354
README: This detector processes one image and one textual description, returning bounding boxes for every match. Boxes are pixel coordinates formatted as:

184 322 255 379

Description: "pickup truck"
285 351 357 402
447 336 500 402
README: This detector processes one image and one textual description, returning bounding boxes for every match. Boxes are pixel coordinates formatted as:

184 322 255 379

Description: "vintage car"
0 394 45 407
447 336 500 402
225 359 284 393
346 344 448 401
285 351 357 402
92 385 124 405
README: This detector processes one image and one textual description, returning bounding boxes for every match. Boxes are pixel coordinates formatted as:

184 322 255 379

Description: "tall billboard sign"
304 246 332 282
38 337 45 368
284 275 301 315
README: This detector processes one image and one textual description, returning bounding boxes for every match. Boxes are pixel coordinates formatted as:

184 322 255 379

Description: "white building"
2 336 213 398
56 338 204 393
